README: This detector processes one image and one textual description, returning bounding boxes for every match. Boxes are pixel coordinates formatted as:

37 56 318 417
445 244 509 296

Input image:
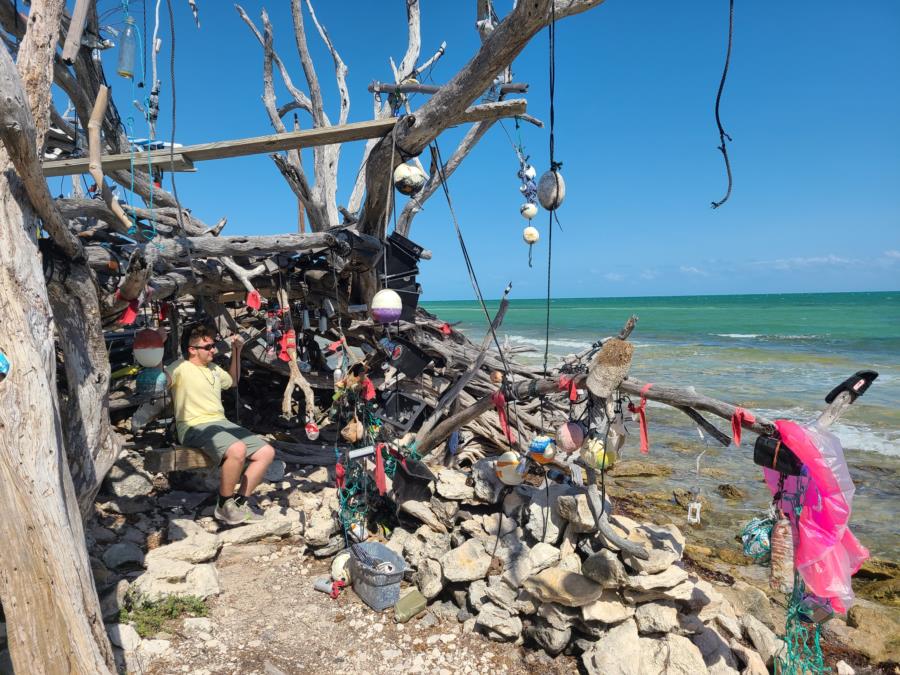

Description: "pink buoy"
555 421 584 454
371 289 403 324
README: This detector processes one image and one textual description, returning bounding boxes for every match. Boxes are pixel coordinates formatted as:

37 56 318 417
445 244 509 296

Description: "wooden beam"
144 446 214 473
41 100 526 177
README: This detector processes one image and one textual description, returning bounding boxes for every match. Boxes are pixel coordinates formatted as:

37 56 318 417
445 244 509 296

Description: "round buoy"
528 435 557 463
580 436 617 471
393 162 428 195
523 225 540 244
331 551 352 583
520 202 539 220
495 450 525 486
522 164 537 180
537 169 566 211
133 328 165 367
0 349 10 383
556 421 585 454
136 367 167 395
490 370 504 385
370 289 403 324
305 422 320 441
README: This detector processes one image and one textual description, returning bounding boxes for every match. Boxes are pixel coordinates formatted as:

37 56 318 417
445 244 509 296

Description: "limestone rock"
475 602 522 642
182 617 213 635
435 469 475 501
107 623 141 651
582 548 627 588
385 527 412 557
693 625 740 675
441 538 491 582
521 483 579 545
148 520 221 564
741 613 782 667
103 453 154 498
217 517 291 545
264 459 286 482
526 617 571 656
158 491 208 510
404 526 451 570
100 579 131 621
729 639 768 675
400 499 448 533
635 601 680 634
132 562 220 601
304 503 341 547
624 575 723 619
467 579 489 612
523 568 605 608
622 522 685 574
102 542 145 570
836 660 855 675
639 633 708 675
626 565 689 592
537 602 580 630
471 458 505 504
718 579 781 631
608 460 672 478
415 558 444 600
529 542 561 574
581 618 642 675
581 590 635 624
482 512 518 538
556 494 600 533
430 496 459 528
493 532 533 587
716 484 745 500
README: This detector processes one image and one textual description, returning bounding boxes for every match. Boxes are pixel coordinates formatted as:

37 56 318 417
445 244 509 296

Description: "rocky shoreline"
2 449 896 675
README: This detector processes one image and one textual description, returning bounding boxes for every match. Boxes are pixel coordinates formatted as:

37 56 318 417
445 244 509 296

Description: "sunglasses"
191 343 216 351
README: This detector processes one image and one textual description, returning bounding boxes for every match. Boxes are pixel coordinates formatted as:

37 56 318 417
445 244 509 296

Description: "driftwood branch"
87 86 132 232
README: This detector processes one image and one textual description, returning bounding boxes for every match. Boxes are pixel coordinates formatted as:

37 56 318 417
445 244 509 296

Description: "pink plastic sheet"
764 420 869 613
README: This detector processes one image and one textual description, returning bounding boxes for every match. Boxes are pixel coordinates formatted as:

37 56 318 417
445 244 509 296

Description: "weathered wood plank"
61 0 92 64
144 446 215 473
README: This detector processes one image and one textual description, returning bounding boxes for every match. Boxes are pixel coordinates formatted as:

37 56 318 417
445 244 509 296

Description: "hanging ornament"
116 16 137 79
133 328 165 368
393 163 428 195
580 436 617 471
687 498 703 525
305 422 320 441
555 421 584 454
371 289 403 324
495 450 526 486
607 415 627 454
528 435 557 464
523 226 540 244
520 203 539 220
0 349 9 383
537 168 566 211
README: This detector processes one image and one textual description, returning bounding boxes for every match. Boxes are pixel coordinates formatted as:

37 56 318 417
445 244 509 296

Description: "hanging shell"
393 162 428 195
769 513 795 594
520 202 539 220
537 169 566 210
523 226 540 244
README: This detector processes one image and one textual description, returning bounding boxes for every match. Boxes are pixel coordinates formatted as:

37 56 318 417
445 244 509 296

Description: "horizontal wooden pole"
41 100 526 177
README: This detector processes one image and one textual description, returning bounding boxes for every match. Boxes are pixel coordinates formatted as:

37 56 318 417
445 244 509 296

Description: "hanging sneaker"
214 498 263 526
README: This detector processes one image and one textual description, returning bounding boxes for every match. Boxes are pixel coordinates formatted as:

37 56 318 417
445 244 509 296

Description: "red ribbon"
361 377 375 401
731 407 756 446
374 443 387 496
558 375 579 402
335 462 346 489
491 390 516 444
439 323 452 336
114 290 141 325
158 302 169 321
627 383 654 454
329 580 347 599
326 337 346 353
246 290 262 310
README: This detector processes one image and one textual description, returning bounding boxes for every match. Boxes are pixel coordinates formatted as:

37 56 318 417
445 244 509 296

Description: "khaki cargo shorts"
180 419 269 464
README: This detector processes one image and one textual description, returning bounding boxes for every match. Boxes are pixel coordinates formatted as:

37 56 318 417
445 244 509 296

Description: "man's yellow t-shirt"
167 359 233 441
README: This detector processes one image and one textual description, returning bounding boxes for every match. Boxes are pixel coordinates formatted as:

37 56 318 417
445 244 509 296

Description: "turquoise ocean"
424 292 900 558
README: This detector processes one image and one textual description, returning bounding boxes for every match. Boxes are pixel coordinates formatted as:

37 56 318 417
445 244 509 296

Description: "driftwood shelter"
0 1 880 672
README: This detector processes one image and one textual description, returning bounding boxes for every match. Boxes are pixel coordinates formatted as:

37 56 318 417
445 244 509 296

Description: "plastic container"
117 16 137 79
348 542 407 611
394 589 427 623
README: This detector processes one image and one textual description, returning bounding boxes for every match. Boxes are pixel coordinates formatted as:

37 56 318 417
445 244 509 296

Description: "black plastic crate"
376 389 427 434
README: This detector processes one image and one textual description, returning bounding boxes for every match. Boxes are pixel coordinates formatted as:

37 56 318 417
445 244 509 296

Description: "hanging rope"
711 0 735 209
164 0 187 233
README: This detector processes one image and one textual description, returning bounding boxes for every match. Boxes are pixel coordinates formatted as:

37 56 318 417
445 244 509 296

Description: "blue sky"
89 0 900 300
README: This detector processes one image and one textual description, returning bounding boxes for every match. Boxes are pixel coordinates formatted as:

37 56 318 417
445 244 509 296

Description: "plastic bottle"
769 512 795 594
117 16 137 79
394 589 427 623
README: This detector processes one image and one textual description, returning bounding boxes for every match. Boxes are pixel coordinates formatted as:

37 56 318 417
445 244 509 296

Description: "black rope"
711 0 735 209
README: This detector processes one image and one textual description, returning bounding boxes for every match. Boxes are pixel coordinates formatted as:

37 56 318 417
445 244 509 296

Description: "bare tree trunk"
0 5 114 671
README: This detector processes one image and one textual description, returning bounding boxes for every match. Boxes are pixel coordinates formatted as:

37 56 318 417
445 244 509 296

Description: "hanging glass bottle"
117 16 137 79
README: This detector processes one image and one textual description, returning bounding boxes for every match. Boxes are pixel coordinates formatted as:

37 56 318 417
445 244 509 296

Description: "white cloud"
885 249 900 260
604 272 624 282
640 269 658 280
679 265 708 276
750 254 859 271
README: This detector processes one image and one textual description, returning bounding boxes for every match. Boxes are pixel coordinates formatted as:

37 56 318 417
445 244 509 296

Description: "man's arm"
227 335 244 388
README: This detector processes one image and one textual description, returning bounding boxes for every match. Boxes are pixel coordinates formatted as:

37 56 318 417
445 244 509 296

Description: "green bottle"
393 589 426 623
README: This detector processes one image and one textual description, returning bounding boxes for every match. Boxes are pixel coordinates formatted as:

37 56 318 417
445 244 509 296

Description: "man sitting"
168 326 275 525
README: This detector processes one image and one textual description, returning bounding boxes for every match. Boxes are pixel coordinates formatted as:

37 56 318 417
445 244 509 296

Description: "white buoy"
393 162 428 195
523 164 537 180
371 288 403 324
537 169 566 210
520 202 539 220
523 226 540 244
495 450 525 486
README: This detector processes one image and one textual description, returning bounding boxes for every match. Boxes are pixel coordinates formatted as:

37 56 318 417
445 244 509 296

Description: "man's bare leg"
238 444 275 498
220 441 247 498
